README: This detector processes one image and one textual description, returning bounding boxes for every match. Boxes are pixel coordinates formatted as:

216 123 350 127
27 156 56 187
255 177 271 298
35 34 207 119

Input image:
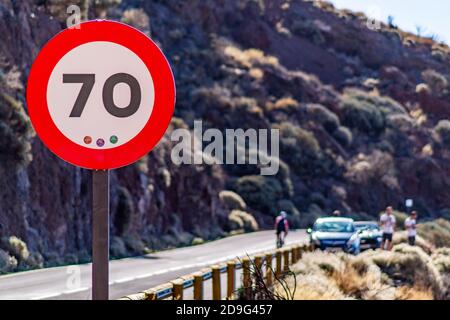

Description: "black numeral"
63 72 141 118
63 74 95 117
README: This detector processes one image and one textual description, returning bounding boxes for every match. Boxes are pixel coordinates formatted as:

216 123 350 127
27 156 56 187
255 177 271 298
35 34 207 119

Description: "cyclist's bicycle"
276 232 285 248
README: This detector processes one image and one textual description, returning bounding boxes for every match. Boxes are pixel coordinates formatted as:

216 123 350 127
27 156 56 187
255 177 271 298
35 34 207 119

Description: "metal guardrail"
120 243 312 300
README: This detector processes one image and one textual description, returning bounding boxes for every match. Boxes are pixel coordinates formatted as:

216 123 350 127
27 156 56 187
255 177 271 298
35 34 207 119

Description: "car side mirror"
307 228 312 234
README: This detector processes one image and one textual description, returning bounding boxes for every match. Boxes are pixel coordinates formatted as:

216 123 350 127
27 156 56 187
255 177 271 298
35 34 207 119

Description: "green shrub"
4 236 29 263
123 234 146 254
312 191 329 208
277 122 325 175
0 94 34 168
299 204 324 227
383 128 412 157
418 219 450 248
306 104 340 133
344 89 405 114
340 91 386 135
110 236 127 258
290 20 325 45
233 175 283 216
435 120 450 148
26 252 44 270
393 211 408 229
422 69 448 97
439 208 450 220
46 0 89 22
228 210 259 232
170 117 189 130
219 190 247 211
227 210 244 230
0 249 17 274
432 248 450 274
333 126 353 147
386 114 415 131
191 237 205 246
121 8 149 32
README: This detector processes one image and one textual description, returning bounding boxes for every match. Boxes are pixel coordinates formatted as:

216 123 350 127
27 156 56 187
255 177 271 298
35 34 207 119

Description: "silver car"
307 217 361 255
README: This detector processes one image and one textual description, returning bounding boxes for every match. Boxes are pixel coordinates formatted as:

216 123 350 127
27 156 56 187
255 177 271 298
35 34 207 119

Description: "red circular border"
26 20 175 169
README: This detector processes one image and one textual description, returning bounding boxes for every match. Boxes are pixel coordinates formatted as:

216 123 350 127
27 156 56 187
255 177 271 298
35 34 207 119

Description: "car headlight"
347 234 358 246
311 235 321 245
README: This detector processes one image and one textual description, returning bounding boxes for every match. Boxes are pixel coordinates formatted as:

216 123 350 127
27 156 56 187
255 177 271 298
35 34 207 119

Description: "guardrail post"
283 249 290 272
172 279 184 300
212 265 221 300
254 255 263 274
242 257 252 299
265 253 273 286
290 246 296 264
145 290 156 300
254 255 263 299
275 250 282 278
193 272 203 300
227 261 235 300
297 245 302 261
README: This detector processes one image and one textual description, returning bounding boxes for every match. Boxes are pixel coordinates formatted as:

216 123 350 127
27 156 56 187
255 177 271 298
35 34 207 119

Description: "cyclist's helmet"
280 211 287 218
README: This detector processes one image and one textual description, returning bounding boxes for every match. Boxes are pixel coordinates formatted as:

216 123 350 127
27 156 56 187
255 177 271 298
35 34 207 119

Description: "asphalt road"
0 230 308 300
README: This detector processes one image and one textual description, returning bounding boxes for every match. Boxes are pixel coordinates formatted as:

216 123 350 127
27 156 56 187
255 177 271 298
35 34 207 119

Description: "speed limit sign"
27 20 175 169
26 20 175 300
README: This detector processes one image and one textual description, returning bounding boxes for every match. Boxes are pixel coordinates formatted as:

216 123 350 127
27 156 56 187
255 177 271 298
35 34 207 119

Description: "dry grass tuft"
395 286 433 300
224 46 279 68
393 232 434 254
280 244 450 300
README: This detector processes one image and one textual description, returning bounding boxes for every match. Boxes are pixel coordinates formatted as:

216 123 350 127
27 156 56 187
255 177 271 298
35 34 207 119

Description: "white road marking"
112 277 135 284
2 231 307 300
31 292 63 300
64 287 89 294
109 242 307 286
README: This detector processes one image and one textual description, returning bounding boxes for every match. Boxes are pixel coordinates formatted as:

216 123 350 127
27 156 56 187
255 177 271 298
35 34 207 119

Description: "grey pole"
92 169 110 300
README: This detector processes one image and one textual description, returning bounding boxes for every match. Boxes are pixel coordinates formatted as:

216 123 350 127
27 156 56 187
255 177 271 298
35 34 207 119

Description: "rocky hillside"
1 0 450 271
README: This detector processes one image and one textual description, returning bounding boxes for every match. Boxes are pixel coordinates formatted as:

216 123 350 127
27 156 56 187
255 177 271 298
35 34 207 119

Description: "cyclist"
275 211 289 248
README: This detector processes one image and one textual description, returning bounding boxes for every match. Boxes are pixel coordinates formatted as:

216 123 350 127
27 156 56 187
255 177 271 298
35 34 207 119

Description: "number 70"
63 73 141 118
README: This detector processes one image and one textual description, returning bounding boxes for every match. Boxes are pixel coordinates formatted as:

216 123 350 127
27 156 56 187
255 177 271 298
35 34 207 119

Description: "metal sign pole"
92 169 110 300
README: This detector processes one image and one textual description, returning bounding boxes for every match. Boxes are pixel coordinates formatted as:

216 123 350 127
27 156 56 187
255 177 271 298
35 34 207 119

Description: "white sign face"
47 41 155 149
405 199 413 207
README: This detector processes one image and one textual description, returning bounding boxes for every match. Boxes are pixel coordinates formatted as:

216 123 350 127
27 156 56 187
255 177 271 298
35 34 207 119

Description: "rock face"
0 0 449 268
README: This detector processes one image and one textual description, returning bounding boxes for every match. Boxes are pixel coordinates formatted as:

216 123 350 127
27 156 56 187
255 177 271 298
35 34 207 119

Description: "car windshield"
355 223 378 231
314 221 354 233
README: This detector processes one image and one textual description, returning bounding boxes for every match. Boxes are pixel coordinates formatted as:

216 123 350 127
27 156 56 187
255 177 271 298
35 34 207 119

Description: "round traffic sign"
27 20 175 169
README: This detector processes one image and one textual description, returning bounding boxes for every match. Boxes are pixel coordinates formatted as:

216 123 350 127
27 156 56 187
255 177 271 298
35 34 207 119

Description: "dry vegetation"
1 0 450 270
276 230 450 300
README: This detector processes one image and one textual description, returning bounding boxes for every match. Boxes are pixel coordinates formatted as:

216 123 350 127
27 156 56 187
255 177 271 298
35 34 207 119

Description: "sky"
329 0 450 44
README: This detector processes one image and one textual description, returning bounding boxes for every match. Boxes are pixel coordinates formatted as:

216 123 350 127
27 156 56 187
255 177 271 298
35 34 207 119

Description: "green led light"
110 135 118 144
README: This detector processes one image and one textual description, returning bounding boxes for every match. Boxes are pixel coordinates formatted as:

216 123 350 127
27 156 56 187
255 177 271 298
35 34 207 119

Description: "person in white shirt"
379 206 396 251
404 211 418 246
